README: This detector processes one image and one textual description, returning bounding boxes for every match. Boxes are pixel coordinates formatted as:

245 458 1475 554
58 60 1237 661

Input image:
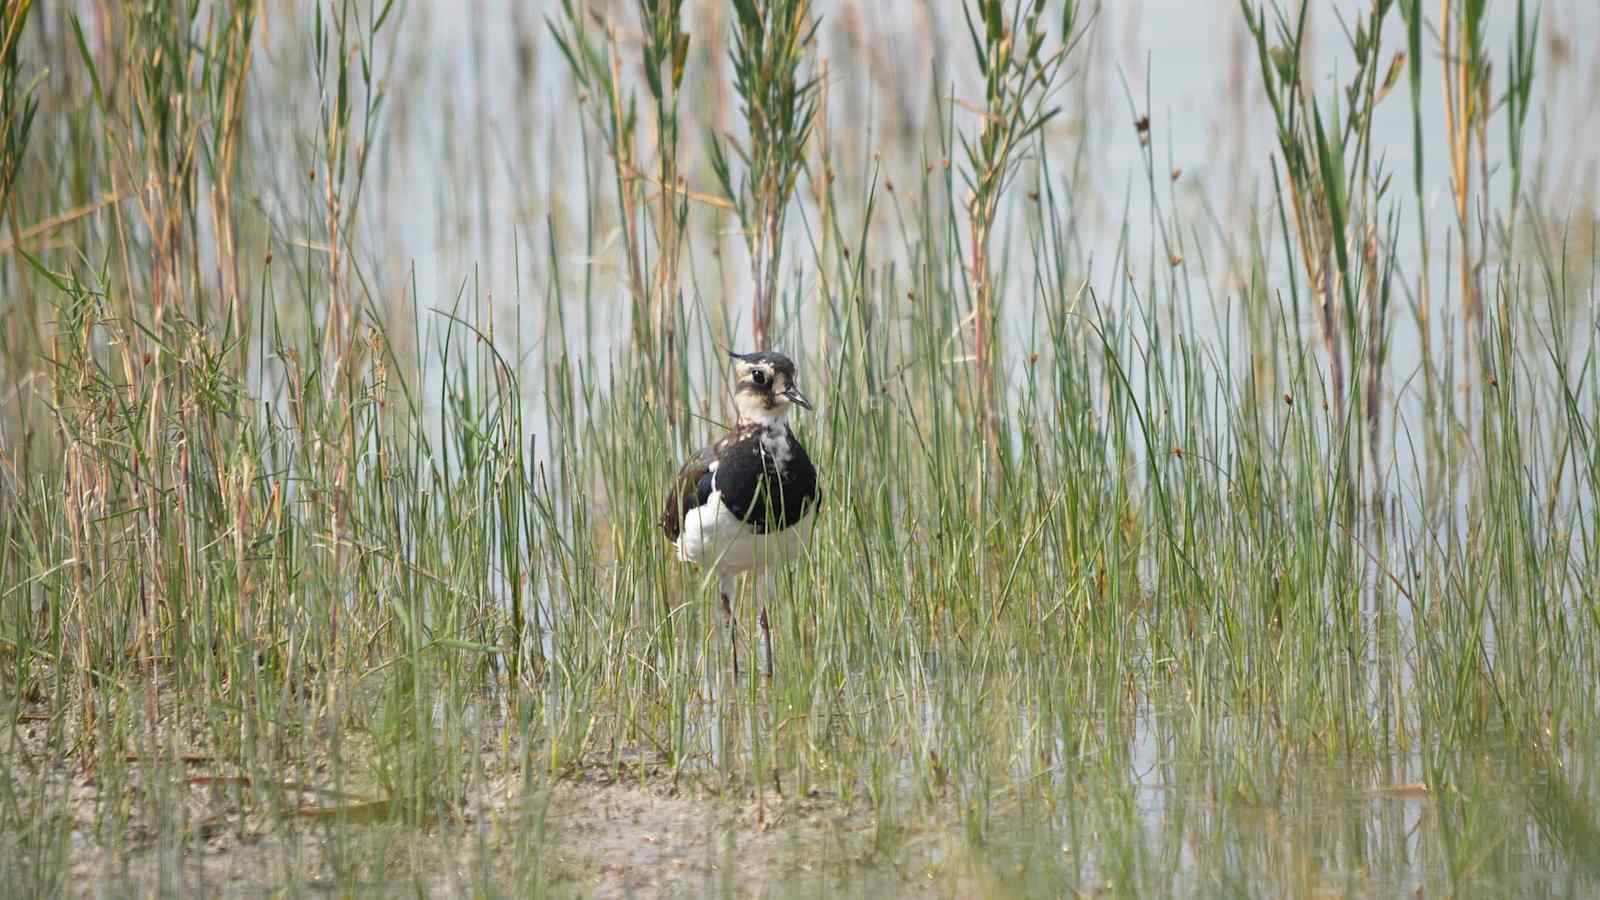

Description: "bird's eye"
752 370 768 386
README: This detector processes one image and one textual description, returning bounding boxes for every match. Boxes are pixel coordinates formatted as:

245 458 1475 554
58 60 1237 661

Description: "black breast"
711 425 818 533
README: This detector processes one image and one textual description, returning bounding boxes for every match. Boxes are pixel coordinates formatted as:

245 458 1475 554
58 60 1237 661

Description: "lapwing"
661 351 819 677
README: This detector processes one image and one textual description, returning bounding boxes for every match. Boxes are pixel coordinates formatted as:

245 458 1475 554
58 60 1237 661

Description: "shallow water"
14 683 1593 898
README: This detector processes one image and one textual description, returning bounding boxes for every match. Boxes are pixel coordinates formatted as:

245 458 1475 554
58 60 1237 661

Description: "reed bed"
1 0 1597 895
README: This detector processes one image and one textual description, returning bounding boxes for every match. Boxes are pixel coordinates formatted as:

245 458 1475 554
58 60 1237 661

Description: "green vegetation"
1 0 1597 895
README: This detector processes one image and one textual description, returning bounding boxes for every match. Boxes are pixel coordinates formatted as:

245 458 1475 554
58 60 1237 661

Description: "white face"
733 359 793 422
730 356 812 424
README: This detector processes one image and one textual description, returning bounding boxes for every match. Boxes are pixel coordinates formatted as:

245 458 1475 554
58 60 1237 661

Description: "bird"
660 350 819 678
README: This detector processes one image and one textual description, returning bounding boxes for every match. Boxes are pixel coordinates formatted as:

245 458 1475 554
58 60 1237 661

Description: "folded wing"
660 443 718 541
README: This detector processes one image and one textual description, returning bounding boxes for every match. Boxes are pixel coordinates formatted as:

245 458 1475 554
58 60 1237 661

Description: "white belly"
675 492 815 574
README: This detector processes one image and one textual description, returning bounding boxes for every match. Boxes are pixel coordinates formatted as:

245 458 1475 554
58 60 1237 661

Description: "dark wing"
660 443 718 541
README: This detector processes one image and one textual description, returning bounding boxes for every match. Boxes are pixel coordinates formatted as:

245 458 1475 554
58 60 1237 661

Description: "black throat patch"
708 423 818 533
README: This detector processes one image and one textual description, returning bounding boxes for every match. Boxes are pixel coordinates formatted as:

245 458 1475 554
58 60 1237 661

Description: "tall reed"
1243 0 1402 509
710 0 818 350
549 0 692 409
0 0 36 221
960 0 1078 451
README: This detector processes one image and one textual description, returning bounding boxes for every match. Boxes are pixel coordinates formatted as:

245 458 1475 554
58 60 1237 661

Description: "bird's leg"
719 573 739 678
759 604 774 679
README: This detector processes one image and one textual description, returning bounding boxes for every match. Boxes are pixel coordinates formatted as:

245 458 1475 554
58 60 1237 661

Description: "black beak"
782 386 814 411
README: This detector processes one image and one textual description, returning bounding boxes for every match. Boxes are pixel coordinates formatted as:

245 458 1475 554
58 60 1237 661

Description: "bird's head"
729 350 813 425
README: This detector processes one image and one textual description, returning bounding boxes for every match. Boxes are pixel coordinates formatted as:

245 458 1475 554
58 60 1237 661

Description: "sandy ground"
4 701 985 898
538 778 879 898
